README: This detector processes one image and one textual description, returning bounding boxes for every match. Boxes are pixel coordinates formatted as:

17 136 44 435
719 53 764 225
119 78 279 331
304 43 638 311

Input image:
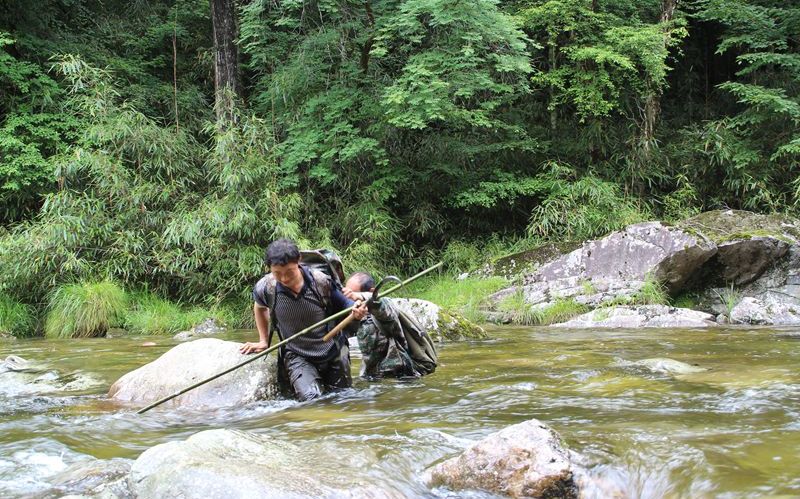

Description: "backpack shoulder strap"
305 266 333 313
263 275 279 342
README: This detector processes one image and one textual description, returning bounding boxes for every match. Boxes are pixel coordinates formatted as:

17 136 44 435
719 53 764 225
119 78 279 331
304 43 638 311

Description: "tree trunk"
640 0 678 155
211 0 240 123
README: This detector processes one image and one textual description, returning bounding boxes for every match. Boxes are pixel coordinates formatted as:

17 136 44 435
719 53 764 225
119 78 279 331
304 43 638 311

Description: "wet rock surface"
426 419 577 498
48 458 133 498
0 355 103 398
129 429 402 499
108 338 279 409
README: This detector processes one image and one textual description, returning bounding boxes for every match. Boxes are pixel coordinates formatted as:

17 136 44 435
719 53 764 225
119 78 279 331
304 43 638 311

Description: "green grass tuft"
671 292 698 309
537 298 589 325
0 293 35 337
126 292 237 335
401 275 507 323
45 281 128 338
498 288 542 325
633 274 669 305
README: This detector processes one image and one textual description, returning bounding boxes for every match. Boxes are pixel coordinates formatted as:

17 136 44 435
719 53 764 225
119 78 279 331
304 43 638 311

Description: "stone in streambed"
108 338 278 409
426 419 577 498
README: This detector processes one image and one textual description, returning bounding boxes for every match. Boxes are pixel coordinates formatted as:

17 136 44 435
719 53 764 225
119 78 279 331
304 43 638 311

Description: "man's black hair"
265 238 300 266
350 272 375 292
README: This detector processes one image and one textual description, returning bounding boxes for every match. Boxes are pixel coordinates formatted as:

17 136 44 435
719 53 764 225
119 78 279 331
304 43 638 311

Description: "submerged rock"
49 458 133 498
630 358 707 375
0 355 103 397
426 419 577 498
390 298 486 341
173 318 226 342
553 306 716 328
129 429 400 498
108 338 278 409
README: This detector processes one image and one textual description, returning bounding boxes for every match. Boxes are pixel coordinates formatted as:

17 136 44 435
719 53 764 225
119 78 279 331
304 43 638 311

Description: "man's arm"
240 304 271 354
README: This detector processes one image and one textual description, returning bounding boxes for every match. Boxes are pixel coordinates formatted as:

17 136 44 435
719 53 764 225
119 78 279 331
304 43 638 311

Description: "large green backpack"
396 307 438 375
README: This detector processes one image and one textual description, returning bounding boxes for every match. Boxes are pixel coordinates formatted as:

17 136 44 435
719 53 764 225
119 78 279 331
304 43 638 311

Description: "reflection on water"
1 326 799 497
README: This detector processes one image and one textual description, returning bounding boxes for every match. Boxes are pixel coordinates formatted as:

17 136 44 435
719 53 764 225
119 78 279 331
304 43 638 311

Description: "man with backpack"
343 272 437 379
240 239 367 401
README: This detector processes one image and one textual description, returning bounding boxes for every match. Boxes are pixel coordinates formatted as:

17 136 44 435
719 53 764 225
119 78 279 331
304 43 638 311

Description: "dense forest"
1 0 798 334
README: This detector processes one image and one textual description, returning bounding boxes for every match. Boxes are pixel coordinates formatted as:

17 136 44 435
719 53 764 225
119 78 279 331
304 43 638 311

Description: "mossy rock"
437 309 487 341
678 210 800 244
477 242 582 280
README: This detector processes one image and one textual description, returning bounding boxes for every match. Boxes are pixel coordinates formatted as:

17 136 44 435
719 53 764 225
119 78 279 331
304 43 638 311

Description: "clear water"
1 326 799 497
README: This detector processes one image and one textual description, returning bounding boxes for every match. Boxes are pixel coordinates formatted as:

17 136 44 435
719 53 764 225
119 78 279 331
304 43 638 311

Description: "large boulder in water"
426 419 577 498
108 338 278 409
390 298 486 341
129 429 399 498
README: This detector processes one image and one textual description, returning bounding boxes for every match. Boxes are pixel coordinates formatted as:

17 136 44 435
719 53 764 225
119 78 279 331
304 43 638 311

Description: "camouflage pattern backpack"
358 298 437 379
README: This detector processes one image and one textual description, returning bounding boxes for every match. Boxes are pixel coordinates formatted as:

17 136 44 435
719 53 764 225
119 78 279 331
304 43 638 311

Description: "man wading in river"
240 239 367 401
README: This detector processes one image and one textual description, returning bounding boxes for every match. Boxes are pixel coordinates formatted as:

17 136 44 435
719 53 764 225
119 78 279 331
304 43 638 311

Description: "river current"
1 326 799 497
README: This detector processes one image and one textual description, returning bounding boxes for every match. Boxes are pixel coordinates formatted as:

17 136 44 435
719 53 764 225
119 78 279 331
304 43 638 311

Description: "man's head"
345 272 375 293
265 239 302 287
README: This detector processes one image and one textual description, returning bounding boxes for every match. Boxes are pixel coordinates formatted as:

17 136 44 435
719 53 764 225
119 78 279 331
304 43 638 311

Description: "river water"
1 326 799 498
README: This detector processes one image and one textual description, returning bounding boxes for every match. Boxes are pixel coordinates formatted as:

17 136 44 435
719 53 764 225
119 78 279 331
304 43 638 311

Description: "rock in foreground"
108 338 278 409
130 429 400 498
427 419 577 498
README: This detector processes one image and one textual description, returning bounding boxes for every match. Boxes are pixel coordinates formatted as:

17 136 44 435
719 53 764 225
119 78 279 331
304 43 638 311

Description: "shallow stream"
1 326 799 497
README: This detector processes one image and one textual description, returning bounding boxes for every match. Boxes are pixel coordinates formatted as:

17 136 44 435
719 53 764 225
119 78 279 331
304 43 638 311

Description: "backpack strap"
303 266 333 317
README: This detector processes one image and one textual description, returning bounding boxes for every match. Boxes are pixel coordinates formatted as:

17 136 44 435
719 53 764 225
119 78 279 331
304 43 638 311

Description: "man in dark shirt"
240 239 367 401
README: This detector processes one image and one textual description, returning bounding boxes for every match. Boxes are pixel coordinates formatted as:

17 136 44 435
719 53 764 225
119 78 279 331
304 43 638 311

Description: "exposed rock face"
486 223 717 318
486 210 800 327
174 318 226 341
729 297 800 325
129 429 400 498
530 222 717 293
390 298 486 341
108 338 278 409
554 306 717 329
426 419 577 498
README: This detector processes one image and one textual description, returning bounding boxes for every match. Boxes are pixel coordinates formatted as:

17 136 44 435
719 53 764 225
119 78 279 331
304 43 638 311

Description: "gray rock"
530 222 716 294
108 338 278 409
553 306 716 328
173 318 226 342
129 429 401 499
49 458 133 498
390 298 486 341
426 419 577 498
730 297 800 325
487 222 716 315
0 356 103 396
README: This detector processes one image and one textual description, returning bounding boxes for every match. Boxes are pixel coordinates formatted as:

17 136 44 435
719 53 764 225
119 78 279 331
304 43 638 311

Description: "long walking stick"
137 262 442 414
